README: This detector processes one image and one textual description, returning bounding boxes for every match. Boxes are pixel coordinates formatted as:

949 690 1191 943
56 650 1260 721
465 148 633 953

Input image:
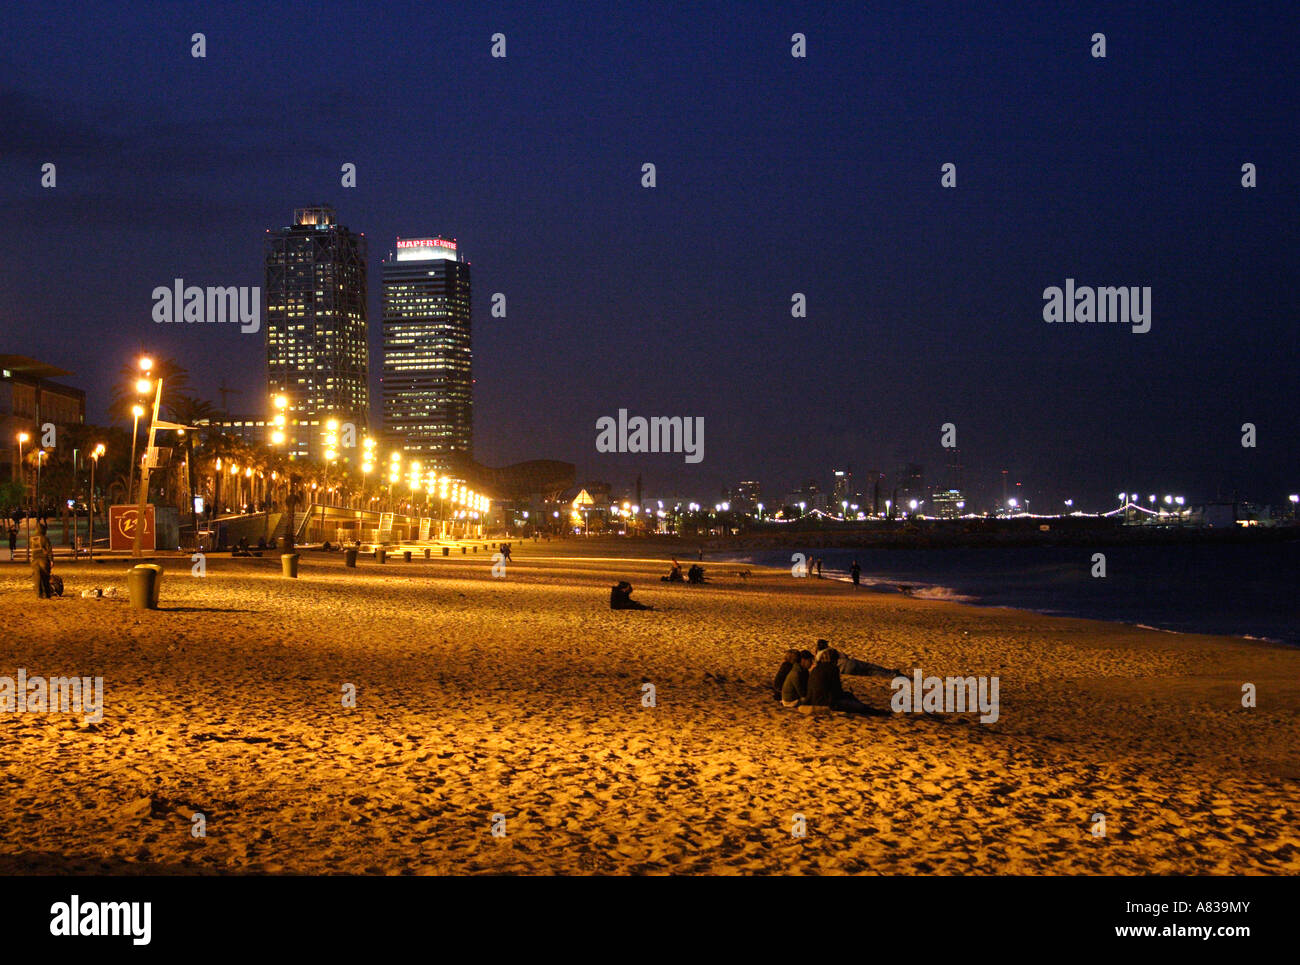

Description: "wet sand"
0 541 1296 875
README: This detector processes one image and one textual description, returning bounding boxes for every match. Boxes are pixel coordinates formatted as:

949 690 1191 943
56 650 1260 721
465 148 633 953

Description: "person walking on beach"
30 522 54 599
816 557 823 579
502 543 512 562
6 522 17 561
850 560 861 586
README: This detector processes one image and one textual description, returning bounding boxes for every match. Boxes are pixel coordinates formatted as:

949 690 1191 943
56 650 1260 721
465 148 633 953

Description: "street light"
16 432 29 561
128 404 145 497
88 443 105 558
131 360 164 557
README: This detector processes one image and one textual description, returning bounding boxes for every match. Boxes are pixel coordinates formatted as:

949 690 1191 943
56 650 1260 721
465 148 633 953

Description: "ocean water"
728 542 1300 646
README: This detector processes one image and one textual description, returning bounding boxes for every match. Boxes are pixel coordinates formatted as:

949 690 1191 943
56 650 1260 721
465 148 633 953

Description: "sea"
725 541 1300 646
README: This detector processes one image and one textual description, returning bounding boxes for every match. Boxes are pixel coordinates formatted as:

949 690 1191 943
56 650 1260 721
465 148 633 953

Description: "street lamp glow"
132 405 144 418
135 378 152 394
271 430 285 445
17 431 29 444
139 357 153 372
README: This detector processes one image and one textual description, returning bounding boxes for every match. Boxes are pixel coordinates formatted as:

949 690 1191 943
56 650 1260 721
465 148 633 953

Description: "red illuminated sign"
109 505 156 551
396 238 456 250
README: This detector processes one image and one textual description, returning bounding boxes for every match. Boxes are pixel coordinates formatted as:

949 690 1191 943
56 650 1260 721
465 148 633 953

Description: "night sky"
2 1 1296 508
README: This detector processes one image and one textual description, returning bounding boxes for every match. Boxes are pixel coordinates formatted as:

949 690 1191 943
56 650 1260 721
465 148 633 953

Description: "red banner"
109 505 155 551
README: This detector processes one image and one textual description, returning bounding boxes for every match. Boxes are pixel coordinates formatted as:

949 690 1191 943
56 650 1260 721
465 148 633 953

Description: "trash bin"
403 550 412 562
461 546 467 554
442 547 449 556
281 553 299 578
472 545 478 553
345 548 358 568
424 548 431 559
127 563 163 610
376 547 386 564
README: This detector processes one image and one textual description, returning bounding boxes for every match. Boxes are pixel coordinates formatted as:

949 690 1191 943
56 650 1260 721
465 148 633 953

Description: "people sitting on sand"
256 536 267 551
814 639 906 678
773 648 800 700
662 559 684 583
233 537 251 557
610 581 653 610
687 564 707 584
780 650 814 707
806 648 883 714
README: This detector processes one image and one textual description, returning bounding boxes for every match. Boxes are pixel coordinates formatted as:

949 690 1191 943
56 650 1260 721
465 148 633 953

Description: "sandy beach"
0 540 1296 875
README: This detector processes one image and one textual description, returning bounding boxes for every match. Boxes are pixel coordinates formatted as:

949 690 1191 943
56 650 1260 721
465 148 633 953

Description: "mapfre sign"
109 505 155 551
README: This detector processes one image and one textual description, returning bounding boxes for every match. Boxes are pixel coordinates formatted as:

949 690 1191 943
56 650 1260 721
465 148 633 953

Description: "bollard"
404 550 412 562
473 545 478 553
127 563 163 610
281 553 299 578
376 547 387 564
442 547 449 556
345 548 357 568
461 546 467 554
424 548 431 559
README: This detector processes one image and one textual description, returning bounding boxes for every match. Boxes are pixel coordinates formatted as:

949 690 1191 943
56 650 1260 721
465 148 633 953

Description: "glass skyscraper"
380 237 472 473
265 205 369 461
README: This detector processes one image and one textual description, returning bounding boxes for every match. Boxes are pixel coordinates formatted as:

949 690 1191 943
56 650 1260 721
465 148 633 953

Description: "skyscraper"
265 205 369 461
380 237 472 473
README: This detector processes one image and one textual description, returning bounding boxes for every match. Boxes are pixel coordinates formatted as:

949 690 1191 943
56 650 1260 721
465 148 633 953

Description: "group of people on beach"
772 639 903 714
661 558 707 584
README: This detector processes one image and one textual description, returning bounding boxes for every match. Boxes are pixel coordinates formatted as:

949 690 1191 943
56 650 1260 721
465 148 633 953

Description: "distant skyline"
1 2 1296 507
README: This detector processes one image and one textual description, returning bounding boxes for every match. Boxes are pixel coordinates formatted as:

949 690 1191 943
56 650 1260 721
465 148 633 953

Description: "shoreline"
708 545 1298 649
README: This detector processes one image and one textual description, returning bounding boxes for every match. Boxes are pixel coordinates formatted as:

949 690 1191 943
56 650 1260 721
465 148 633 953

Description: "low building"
1 355 86 483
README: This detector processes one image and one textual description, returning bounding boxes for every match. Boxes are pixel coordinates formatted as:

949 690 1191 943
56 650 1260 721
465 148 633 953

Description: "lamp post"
16 432 29 562
131 358 162 558
126 357 151 502
126 401 145 503
88 443 104 559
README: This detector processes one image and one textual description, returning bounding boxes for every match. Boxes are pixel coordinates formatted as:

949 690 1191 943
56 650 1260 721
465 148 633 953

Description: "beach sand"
0 540 1296 875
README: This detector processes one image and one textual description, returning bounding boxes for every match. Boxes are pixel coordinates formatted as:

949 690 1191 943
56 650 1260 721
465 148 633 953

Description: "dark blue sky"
2 1 1296 508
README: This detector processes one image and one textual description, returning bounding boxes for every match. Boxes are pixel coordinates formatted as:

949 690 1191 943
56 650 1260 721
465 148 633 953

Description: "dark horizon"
2 1 1297 509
